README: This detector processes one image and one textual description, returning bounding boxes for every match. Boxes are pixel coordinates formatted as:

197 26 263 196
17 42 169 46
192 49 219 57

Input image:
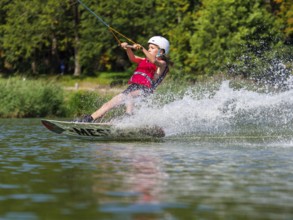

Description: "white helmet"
148 36 170 54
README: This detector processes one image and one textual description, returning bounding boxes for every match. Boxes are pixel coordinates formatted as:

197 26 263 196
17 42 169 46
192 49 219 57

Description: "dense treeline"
0 0 292 79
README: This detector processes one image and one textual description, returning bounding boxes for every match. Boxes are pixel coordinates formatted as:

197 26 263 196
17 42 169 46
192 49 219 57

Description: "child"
78 36 170 122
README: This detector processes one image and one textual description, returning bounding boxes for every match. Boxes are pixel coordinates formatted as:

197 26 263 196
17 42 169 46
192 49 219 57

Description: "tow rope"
77 0 137 46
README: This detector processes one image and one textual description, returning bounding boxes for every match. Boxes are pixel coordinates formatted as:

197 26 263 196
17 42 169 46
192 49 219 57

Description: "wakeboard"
41 119 165 140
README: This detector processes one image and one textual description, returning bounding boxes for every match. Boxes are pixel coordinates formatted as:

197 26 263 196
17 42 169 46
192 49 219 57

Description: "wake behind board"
41 119 165 140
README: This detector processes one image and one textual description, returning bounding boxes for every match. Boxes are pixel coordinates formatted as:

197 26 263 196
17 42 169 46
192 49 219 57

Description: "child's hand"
133 44 142 50
120 42 128 50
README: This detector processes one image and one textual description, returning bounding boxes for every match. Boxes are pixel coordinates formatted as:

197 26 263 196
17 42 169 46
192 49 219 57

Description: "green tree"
1 0 75 74
157 0 201 78
0 0 9 73
0 0 290 79
273 0 293 44
187 0 283 76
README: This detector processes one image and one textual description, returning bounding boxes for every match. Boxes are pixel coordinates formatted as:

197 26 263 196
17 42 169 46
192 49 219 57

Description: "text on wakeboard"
69 127 111 136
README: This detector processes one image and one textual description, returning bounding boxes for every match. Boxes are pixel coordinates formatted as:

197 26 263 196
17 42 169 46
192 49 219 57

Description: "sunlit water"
1 80 293 220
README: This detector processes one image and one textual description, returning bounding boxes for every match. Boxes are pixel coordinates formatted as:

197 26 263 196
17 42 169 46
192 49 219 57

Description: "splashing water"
113 78 293 139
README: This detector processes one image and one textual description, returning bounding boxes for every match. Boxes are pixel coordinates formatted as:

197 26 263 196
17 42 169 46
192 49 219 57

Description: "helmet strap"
156 49 162 58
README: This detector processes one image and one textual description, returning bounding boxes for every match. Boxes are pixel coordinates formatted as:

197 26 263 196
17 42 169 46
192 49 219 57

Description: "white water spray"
115 78 293 138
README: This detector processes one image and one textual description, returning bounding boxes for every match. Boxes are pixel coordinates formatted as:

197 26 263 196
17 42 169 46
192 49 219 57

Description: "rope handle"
109 27 137 45
122 45 143 51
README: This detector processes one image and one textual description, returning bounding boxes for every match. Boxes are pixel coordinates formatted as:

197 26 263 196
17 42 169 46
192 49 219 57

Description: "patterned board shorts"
122 84 153 97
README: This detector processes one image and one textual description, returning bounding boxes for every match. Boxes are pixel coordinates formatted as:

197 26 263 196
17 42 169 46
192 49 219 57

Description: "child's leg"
91 93 126 120
125 90 142 115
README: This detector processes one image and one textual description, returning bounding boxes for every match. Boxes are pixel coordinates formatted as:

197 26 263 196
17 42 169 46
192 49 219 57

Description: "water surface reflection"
0 119 292 220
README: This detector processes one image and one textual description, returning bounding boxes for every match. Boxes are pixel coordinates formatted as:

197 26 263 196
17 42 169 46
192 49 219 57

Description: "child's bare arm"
121 42 142 63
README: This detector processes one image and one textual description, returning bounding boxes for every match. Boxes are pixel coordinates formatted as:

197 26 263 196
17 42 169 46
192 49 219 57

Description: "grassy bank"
0 77 64 118
0 77 116 118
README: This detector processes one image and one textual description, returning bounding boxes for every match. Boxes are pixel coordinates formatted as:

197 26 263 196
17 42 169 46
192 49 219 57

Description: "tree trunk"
73 0 81 76
31 60 37 74
73 35 81 76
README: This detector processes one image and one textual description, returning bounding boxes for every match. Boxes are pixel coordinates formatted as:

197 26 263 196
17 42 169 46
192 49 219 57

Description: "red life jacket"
129 58 157 88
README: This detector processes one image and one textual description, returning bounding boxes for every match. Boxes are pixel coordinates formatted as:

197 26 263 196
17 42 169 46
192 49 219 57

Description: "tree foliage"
1 0 75 74
188 0 283 76
273 0 293 44
0 0 291 79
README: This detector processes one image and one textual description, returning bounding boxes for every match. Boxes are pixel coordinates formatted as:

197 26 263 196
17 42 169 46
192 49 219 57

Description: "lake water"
1 81 293 220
